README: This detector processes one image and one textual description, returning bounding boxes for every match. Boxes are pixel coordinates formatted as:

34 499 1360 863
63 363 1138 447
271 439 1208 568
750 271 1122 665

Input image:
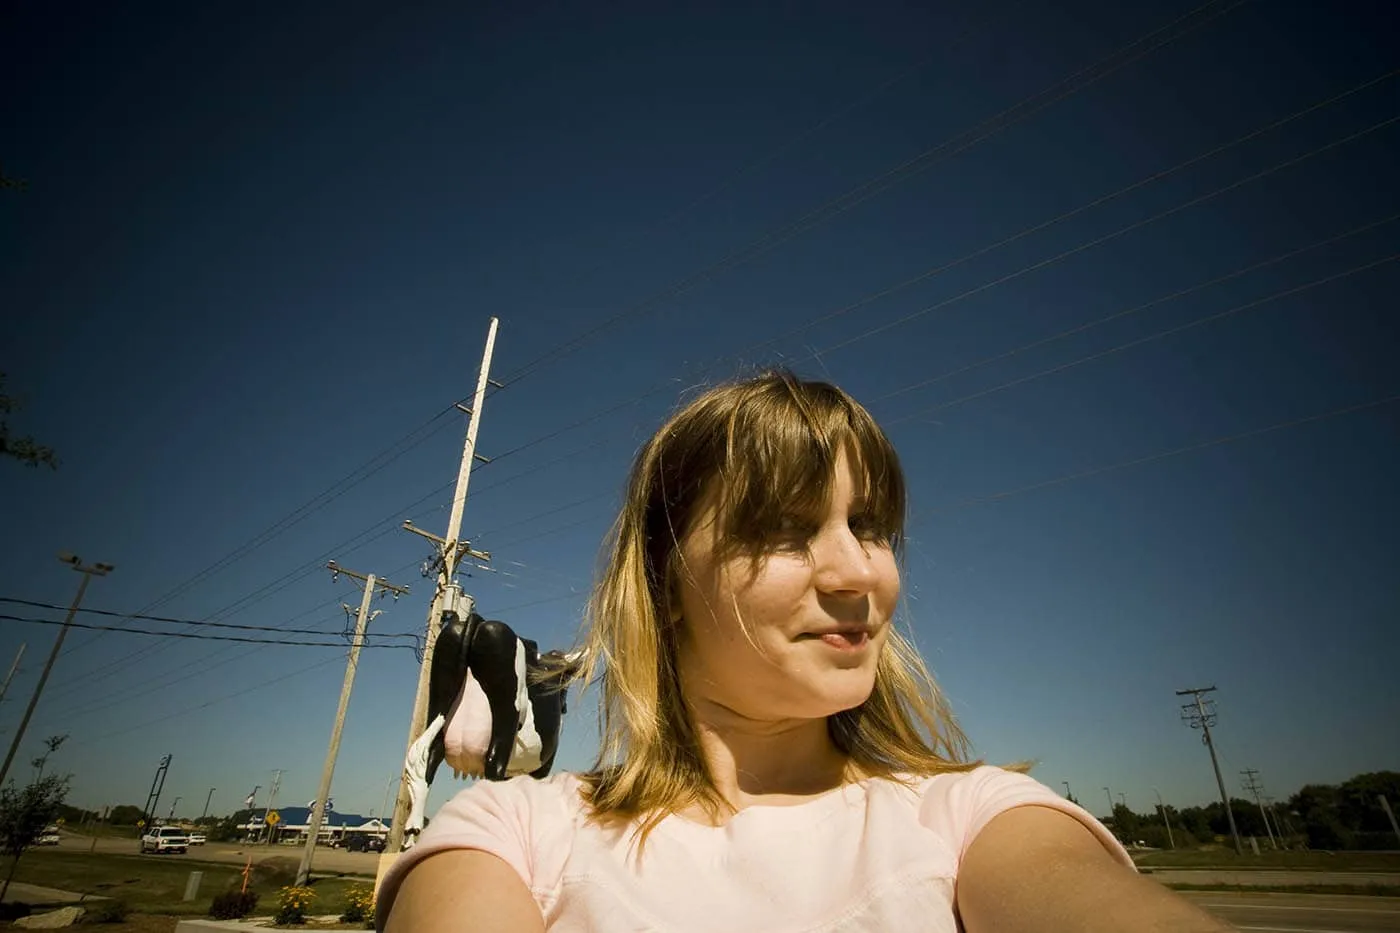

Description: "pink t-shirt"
378 765 1132 932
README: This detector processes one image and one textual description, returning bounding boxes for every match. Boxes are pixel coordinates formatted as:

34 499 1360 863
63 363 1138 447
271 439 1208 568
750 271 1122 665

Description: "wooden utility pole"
0 554 112 788
380 317 500 879
1177 685 1244 855
295 562 408 886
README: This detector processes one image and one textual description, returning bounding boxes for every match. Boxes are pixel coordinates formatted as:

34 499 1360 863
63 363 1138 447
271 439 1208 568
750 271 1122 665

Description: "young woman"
380 371 1230 932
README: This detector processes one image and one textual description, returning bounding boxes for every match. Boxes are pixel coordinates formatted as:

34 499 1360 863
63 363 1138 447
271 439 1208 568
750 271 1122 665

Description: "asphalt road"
1182 892 1400 932
57 834 381 876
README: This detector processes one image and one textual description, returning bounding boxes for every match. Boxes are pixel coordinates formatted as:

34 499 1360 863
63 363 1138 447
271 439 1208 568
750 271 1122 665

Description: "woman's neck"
685 700 850 815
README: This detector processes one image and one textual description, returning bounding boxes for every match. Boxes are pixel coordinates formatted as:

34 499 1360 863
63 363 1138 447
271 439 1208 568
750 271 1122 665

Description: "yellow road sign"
265 810 280 826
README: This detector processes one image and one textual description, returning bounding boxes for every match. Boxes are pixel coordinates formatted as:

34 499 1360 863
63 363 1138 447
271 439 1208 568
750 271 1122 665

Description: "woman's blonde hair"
567 370 979 838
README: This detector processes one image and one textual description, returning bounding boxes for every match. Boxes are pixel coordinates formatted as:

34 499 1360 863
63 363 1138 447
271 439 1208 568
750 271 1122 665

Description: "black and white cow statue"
401 609 581 847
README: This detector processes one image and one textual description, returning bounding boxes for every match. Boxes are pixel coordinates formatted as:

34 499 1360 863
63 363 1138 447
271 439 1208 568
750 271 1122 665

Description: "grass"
7 849 370 918
1134 848 1400 872
1167 882 1400 897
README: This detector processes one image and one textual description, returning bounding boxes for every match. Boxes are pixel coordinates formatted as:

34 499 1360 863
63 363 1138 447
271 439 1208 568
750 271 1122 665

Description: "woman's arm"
957 805 1233 933
383 850 546 933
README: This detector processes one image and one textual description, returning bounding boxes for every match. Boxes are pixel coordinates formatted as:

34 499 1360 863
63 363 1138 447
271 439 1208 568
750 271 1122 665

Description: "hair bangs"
710 376 906 559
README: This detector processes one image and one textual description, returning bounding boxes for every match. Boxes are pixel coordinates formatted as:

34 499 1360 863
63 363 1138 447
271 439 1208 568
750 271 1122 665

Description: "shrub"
209 889 259 920
275 885 316 926
340 883 375 925
80 899 129 923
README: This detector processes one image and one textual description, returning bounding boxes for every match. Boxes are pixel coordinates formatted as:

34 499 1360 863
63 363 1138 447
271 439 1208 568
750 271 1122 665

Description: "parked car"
140 826 189 854
187 832 207 845
344 833 386 853
36 832 62 846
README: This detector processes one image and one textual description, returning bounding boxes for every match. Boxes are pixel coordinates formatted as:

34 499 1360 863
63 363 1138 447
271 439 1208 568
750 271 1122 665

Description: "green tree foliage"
0 372 58 470
106 804 146 825
0 773 71 901
1288 771 1400 850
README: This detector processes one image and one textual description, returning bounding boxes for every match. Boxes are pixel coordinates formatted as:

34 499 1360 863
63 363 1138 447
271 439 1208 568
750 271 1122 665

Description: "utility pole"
383 317 499 869
296 563 408 887
201 788 215 822
1062 781 1073 800
0 554 113 788
0 643 25 708
141 755 172 835
1103 787 1115 819
1177 685 1243 855
1241 768 1277 849
1153 787 1176 849
264 769 284 844
168 797 181 821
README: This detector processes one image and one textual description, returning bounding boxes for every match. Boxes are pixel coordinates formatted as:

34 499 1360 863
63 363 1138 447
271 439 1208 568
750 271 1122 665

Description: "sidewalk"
0 881 102 905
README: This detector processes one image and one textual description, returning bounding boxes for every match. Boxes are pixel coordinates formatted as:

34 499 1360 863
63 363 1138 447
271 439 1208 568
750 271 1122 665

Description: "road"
1152 869 1400 888
1182 891 1400 932
57 834 381 876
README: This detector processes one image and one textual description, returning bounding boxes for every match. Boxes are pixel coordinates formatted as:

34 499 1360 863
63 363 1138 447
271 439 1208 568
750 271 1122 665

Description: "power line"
0 597 420 641
913 393 1399 519
59 405 459 659
0 613 419 650
805 114 1399 362
872 212 1400 406
720 68 1399 369
63 654 348 753
73 86 1380 689
496 0 1247 387
887 252 1399 425
444 67 1395 479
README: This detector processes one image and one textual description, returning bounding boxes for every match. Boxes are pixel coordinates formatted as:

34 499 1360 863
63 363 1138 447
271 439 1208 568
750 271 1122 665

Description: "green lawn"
1168 882 1400 897
1135 848 1400 872
7 849 369 917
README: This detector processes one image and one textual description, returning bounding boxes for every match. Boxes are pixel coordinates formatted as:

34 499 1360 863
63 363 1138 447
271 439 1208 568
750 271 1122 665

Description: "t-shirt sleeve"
918 765 1135 869
376 776 539 927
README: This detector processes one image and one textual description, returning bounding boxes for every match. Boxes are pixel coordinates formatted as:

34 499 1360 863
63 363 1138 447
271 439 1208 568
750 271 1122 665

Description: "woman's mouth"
798 630 871 651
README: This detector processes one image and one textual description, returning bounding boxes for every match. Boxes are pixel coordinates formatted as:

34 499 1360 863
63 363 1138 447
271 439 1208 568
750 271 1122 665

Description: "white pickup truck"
140 826 189 854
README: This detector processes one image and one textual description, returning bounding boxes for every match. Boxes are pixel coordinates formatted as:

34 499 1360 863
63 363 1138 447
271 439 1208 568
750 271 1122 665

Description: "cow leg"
467 622 525 781
401 713 446 848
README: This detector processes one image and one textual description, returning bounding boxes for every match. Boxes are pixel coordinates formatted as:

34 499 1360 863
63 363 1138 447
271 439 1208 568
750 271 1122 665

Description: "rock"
14 906 85 929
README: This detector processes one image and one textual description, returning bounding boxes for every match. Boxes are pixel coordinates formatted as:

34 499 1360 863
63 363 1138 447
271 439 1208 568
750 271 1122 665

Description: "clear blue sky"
2 0 1395 824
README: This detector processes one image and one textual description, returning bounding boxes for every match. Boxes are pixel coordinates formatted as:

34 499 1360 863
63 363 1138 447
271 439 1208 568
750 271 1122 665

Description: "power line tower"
1240 767 1278 849
383 317 500 870
1177 685 1244 855
0 553 113 787
295 562 408 887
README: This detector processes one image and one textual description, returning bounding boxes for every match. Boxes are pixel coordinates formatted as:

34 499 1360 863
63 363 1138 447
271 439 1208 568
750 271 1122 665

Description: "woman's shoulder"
438 770 588 822
870 764 1123 866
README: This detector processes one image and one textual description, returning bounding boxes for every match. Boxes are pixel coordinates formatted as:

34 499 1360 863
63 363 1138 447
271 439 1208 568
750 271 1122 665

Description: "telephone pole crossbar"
380 313 500 889
1177 685 1244 855
295 563 408 887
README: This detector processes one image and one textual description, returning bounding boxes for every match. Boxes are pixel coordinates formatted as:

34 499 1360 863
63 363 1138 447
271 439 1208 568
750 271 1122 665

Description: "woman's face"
674 450 901 723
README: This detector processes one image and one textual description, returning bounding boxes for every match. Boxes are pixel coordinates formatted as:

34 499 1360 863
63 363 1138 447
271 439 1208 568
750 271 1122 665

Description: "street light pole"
201 788 215 821
0 553 113 788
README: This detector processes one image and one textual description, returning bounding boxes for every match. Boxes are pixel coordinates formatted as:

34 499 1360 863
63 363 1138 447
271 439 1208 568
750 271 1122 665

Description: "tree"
0 773 71 901
106 805 146 826
0 372 58 470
